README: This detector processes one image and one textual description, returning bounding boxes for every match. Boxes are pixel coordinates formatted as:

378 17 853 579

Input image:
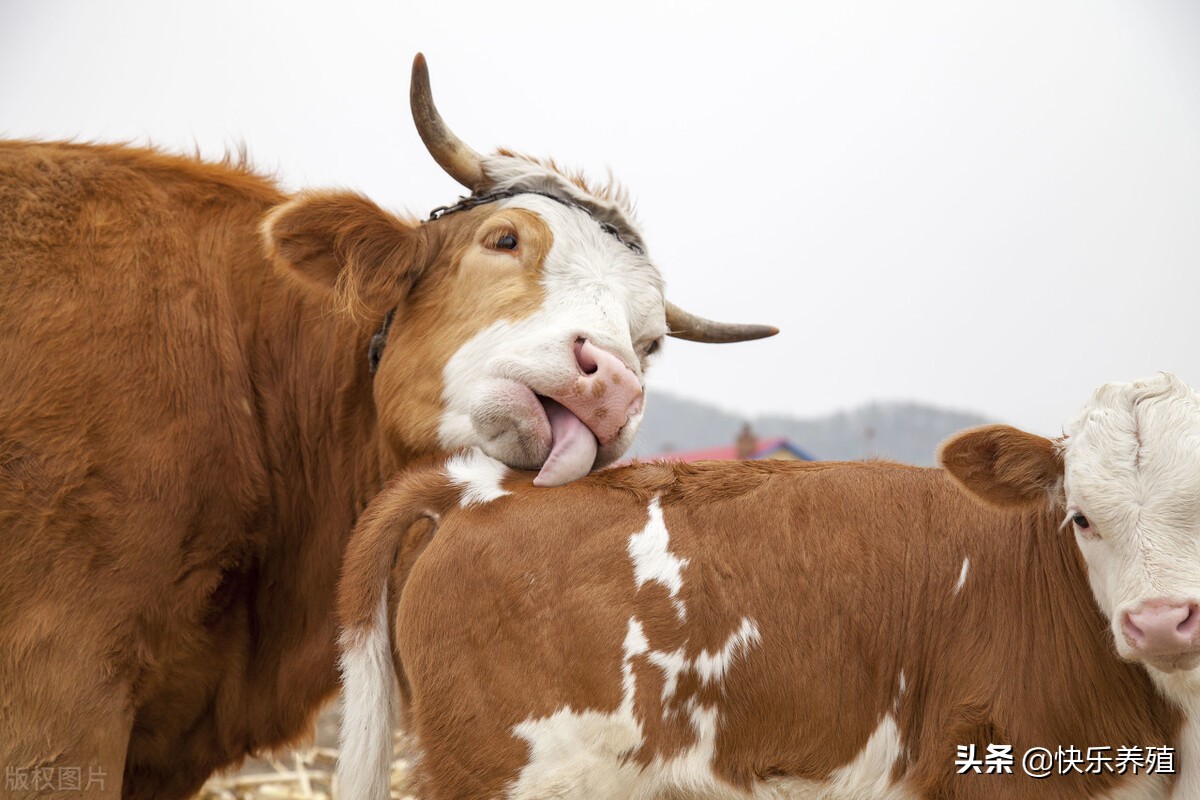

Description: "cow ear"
940 424 1063 507
262 191 424 319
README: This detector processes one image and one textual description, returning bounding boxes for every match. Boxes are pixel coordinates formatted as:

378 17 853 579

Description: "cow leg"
0 638 134 800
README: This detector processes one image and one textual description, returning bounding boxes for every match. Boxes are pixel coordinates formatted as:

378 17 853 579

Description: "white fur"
1143 670 1200 799
444 447 511 506
893 670 907 716
953 556 970 596
824 714 913 799
438 194 667 472
647 647 688 705
507 617 649 799
628 496 689 620
693 618 761 686
337 592 395 800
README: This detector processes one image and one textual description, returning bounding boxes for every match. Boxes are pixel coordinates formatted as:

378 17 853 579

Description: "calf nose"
555 339 643 444
1122 600 1200 655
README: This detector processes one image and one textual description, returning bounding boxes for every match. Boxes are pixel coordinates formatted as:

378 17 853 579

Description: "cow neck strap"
425 189 644 255
367 308 395 374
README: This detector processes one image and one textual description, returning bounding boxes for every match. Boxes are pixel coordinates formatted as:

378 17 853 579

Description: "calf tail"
335 461 461 800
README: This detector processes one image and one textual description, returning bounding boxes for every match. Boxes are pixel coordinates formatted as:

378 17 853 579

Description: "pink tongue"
534 398 599 487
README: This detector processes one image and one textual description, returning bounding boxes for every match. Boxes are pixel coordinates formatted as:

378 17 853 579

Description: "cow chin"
468 381 554 470
594 413 641 469
1137 651 1200 675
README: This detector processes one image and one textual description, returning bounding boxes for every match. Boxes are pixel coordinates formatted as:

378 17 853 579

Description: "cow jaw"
1062 374 1200 677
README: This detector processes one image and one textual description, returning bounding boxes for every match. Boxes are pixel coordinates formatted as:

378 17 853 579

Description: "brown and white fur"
337 375 1198 799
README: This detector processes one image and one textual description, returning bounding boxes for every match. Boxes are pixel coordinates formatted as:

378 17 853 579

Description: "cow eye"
645 338 662 357
1072 513 1090 530
496 234 518 251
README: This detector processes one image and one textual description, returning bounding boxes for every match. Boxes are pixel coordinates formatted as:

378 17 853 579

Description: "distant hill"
629 392 992 466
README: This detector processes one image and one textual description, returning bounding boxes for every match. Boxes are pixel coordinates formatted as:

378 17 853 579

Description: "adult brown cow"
0 55 773 799
338 374 1196 799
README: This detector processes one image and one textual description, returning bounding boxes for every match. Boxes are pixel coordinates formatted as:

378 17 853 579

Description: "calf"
337 374 1198 798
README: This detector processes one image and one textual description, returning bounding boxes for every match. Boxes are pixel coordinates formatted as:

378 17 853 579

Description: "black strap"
427 189 643 255
368 308 396 374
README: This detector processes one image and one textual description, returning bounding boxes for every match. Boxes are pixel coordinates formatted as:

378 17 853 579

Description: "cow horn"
665 301 779 343
410 53 487 191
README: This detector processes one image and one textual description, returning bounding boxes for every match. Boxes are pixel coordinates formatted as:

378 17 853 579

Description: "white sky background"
3 0 1198 435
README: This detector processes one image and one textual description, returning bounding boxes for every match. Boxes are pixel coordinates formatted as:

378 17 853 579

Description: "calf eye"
496 234 518 250
1072 513 1090 530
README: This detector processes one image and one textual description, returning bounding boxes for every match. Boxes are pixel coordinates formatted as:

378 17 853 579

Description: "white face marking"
336 591 395 800
628 497 689 621
445 448 511 506
1061 374 1200 685
437 193 667 473
953 557 970 596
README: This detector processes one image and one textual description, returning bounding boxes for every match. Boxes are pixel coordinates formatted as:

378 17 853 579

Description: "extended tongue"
533 398 599 487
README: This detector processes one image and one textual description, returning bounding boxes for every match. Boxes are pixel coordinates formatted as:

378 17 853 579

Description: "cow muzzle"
532 339 643 488
1120 598 1200 672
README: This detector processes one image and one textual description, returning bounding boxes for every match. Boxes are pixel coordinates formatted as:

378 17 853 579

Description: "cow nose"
555 339 643 444
1122 600 1200 655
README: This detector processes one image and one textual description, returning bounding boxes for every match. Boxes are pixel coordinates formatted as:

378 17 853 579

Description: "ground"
193 696 416 800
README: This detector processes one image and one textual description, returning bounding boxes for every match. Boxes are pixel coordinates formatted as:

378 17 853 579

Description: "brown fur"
345 458 1180 798
0 140 553 799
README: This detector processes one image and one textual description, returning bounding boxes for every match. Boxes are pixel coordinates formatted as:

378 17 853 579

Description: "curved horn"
665 301 779 343
410 53 487 191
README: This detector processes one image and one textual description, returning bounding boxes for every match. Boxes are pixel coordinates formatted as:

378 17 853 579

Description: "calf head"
263 55 775 486
941 373 1200 676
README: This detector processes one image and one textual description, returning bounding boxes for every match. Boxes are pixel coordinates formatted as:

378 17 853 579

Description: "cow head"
940 373 1200 678
263 55 776 486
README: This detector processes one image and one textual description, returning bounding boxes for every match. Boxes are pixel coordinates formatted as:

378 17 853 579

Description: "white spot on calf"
647 648 688 705
508 499 770 799
337 591 395 800
826 714 908 799
694 618 761 686
628 497 689 620
893 670 907 716
953 556 970 596
445 448 511 506
508 617 647 799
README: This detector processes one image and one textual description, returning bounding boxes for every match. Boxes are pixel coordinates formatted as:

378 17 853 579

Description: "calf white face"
1061 375 1200 674
941 374 1200 677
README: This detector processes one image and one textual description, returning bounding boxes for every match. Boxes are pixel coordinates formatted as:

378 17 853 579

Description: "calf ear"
939 424 1062 507
261 191 425 321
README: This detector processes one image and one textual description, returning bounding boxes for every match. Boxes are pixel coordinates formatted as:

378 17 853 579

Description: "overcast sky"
3 0 1198 435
